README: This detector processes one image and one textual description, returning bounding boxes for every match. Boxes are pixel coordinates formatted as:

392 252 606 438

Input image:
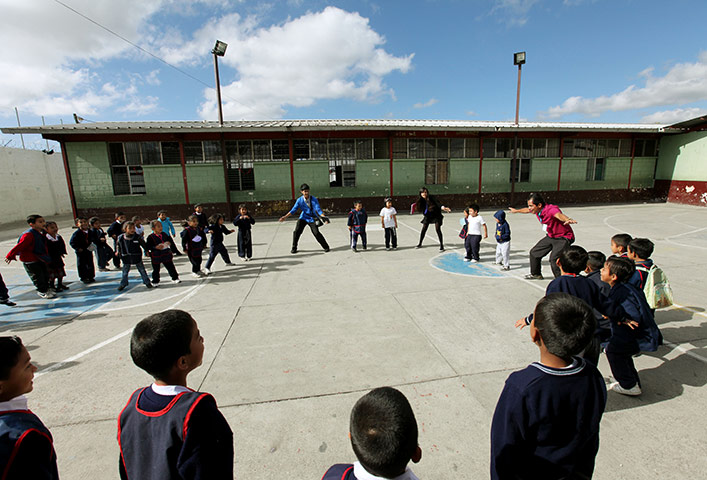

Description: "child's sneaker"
471 259 478 263
608 382 642 396
386 247 391 251
0 298 16 307
203 268 212 275
37 291 54 299
152 280 160 285
501 266 511 271
464 257 471 262
225 262 235 266
524 273 544 280
191 272 202 279
352 246 358 252
171 278 182 284
146 283 158 289
117 285 126 291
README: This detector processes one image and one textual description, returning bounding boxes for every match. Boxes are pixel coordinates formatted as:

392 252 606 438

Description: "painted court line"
35 278 211 379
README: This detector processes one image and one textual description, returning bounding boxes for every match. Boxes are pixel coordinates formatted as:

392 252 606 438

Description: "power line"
51 0 271 119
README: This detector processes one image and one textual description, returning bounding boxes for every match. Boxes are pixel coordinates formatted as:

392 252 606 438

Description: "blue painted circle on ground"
429 251 507 278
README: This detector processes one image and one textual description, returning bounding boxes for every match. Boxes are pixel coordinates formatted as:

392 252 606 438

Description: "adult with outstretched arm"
509 193 576 279
415 187 451 251
279 183 330 254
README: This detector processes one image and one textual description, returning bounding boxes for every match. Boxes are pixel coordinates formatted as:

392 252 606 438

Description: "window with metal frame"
586 158 605 181
510 158 531 183
293 139 310 160
425 158 449 185
225 141 255 191
108 143 146 195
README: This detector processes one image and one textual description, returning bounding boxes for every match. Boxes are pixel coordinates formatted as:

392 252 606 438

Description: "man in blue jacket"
279 184 330 254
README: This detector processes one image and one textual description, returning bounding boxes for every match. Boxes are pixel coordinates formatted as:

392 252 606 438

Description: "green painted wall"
480 158 511 193
630 157 656 188
393 159 425 196
448 158 480 194
657 131 707 181
515 158 560 193
230 162 292 202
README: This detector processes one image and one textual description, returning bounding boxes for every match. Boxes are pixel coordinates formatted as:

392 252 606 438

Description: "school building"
2 116 706 220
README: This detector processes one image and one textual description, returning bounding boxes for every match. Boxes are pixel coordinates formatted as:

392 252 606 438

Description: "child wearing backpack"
627 237 673 309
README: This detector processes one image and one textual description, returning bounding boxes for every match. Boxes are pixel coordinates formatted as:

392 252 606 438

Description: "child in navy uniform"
107 212 127 268
493 209 511 270
517 246 620 365
0 336 59 479
157 210 182 255
45 221 68 292
146 220 181 285
627 237 654 290
205 214 234 272
69 217 96 284
117 221 154 291
89 217 113 272
492 293 606 480
610 233 632 258
4 215 53 299
233 205 256 261
601 256 662 396
322 386 422 480
348 201 368 252
118 310 233 480
585 251 610 297
181 215 207 278
193 204 209 231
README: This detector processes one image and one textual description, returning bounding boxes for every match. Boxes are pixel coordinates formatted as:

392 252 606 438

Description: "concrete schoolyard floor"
1 203 706 479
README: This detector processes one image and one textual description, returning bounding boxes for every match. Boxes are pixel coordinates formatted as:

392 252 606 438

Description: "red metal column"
178 140 190 205
627 137 636 189
59 141 78 218
389 135 394 197
557 136 564 191
288 137 296 200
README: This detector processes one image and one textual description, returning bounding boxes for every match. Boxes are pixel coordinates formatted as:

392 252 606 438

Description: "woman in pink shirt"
510 193 576 279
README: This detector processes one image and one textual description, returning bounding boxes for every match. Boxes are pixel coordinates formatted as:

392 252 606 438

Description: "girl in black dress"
415 187 451 250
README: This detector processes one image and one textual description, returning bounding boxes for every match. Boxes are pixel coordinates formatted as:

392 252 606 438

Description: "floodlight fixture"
513 51 526 65
212 40 228 56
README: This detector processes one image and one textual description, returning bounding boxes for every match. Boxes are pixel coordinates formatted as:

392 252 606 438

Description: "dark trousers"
0 272 9 299
96 244 113 269
151 260 179 283
419 221 443 247
384 227 397 248
112 238 121 268
529 235 570 277
76 251 95 281
206 244 231 269
350 229 367 249
605 328 641 389
23 262 49 293
189 255 203 273
120 262 151 288
465 234 482 260
292 219 329 251
237 230 252 258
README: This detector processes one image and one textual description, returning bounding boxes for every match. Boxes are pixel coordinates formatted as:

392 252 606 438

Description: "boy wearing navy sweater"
107 212 127 269
322 386 422 480
627 237 654 290
5 215 54 299
146 220 181 285
493 293 606 480
0 336 59 479
69 217 96 284
116 221 154 291
348 201 368 252
118 310 233 479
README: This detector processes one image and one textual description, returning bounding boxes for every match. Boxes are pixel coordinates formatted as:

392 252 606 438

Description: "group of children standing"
1 204 257 303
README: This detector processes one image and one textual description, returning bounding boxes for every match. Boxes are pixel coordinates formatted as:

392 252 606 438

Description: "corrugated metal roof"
1 119 676 135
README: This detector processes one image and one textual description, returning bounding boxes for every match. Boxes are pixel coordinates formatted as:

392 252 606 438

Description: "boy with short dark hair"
322 386 422 480
181 215 208 278
601 256 662 396
610 233 632 257
118 310 233 479
585 250 610 297
146 220 181 285
116 221 154 291
627 237 654 290
517 246 619 365
463 204 487 263
4 215 54 299
493 209 511 270
89 217 113 272
193 204 209 231
0 336 60 479
157 210 182 255
69 217 96 284
493 293 606 480
348 201 368 252
107 212 127 269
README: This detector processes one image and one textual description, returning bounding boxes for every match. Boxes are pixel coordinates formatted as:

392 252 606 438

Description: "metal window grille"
586 158 605 181
425 158 448 185
510 158 531 183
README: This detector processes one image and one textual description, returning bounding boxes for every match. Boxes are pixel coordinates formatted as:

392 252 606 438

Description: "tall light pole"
212 40 233 218
212 40 228 126
511 51 526 203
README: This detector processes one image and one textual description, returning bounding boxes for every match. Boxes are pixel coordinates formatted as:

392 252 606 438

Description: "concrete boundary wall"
0 147 72 224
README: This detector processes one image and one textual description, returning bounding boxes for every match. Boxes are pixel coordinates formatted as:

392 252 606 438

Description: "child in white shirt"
379 198 398 250
464 204 487 262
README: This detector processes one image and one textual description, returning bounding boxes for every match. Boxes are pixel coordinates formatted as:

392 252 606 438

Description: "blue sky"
2 0 706 148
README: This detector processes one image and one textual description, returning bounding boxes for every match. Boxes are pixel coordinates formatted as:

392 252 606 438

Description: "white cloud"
641 107 707 124
489 0 539 27
543 52 707 119
413 98 438 109
189 7 413 119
